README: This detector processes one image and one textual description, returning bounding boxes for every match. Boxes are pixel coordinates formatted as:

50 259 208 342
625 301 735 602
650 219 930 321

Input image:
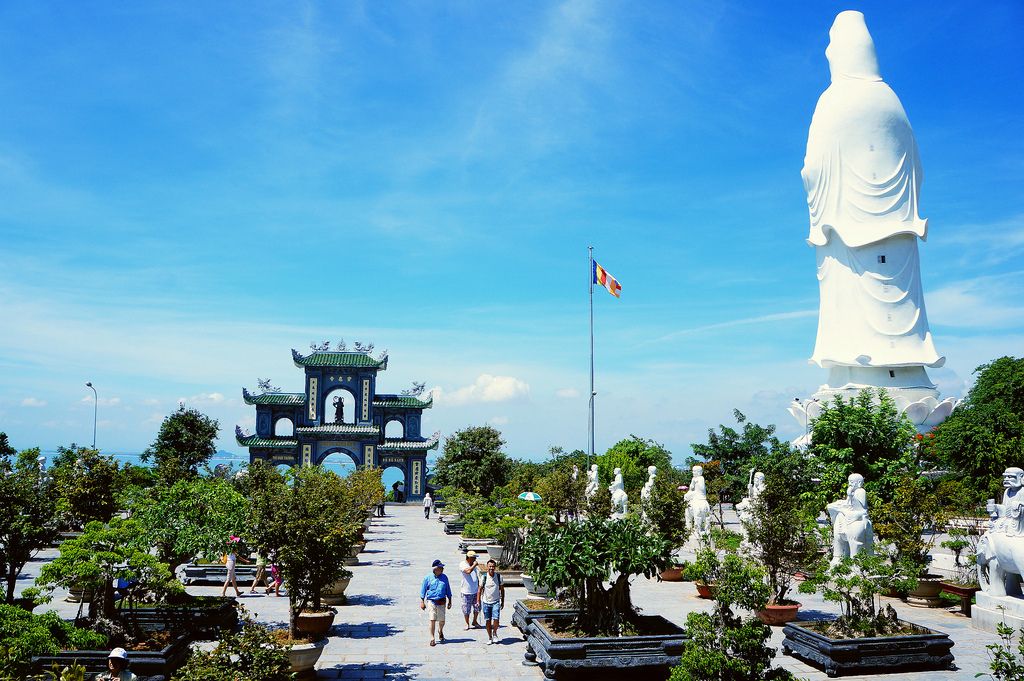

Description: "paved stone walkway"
15 504 1007 679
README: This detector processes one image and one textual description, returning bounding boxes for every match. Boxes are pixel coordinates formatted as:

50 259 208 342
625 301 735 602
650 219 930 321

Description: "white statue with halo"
609 467 628 520
684 465 711 543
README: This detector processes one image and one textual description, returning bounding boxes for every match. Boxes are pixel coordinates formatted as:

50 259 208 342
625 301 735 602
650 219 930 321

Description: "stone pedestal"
972 592 1024 634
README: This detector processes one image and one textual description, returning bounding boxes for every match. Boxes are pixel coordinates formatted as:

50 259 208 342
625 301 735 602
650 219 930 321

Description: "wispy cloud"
21 397 46 408
942 214 1024 267
435 374 530 406
649 310 817 344
556 388 580 399
928 271 1024 329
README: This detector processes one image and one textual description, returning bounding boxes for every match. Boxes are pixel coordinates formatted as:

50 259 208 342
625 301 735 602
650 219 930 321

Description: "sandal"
429 640 435 647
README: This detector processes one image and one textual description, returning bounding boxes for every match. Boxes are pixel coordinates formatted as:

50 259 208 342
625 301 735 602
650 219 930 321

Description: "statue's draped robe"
803 11 943 371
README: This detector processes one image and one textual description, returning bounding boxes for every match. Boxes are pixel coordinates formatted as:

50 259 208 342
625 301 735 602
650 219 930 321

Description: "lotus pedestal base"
973 592 1024 634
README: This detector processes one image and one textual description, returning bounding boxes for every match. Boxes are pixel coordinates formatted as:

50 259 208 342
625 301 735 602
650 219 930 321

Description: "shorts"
461 592 480 616
427 599 447 622
481 601 501 622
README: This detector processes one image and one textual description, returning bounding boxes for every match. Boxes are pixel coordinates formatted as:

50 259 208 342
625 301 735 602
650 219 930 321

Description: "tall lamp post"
86 382 97 448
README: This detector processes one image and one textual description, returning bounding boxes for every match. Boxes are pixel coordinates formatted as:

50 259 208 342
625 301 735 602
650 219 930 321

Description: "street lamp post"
86 382 97 449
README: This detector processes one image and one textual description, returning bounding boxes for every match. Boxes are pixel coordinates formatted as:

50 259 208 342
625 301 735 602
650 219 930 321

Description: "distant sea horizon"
34 449 357 477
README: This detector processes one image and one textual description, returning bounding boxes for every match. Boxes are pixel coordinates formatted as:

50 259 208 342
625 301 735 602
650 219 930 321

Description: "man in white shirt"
423 492 433 519
476 558 506 644
458 550 481 629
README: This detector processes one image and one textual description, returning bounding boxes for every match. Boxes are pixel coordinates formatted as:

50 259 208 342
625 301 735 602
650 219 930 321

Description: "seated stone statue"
609 467 628 520
826 472 874 564
684 465 711 542
736 470 765 524
978 468 1024 597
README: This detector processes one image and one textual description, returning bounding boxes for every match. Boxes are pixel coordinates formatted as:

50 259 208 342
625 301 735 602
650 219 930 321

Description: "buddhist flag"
593 261 622 298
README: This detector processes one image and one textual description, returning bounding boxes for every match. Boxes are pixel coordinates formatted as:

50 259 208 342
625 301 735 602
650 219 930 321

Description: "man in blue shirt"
419 559 453 646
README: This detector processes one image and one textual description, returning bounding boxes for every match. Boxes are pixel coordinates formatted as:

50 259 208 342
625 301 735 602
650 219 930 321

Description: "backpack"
479 572 503 591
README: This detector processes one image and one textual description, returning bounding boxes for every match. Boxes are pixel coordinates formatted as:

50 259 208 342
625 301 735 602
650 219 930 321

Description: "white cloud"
178 392 227 405
556 388 580 399
21 397 46 407
489 416 510 426
81 395 122 407
436 374 530 405
928 272 1024 330
142 398 161 406
649 309 817 344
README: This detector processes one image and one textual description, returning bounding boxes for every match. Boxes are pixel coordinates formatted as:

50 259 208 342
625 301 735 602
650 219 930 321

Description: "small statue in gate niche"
332 396 345 424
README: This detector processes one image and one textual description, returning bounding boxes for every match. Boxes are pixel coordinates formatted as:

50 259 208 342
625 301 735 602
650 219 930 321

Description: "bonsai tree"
535 464 587 523
741 466 821 606
432 426 512 497
643 473 689 550
671 551 794 681
798 552 917 638
142 405 219 485
0 449 61 604
872 473 946 577
174 607 291 681
251 466 359 636
0 605 106 679
596 436 673 497
522 515 672 636
48 445 121 530
35 518 182 627
135 476 250 567
464 496 546 569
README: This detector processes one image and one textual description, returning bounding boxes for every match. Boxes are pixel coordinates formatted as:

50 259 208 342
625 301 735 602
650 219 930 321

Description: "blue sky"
1 1 1021 466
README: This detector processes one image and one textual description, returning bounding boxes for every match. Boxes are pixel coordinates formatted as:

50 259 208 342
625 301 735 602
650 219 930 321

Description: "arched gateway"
235 346 438 501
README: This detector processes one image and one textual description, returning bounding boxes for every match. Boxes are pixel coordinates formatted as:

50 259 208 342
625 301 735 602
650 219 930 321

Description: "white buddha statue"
736 470 765 524
802 11 944 409
640 466 657 524
585 464 599 499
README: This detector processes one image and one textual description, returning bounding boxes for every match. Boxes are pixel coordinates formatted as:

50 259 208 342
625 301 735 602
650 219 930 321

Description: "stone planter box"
523 611 686 680
940 581 979 617
32 632 191 678
484 543 507 563
444 520 466 535
65 584 94 603
782 620 955 677
522 574 549 596
287 638 328 680
323 576 352 606
122 597 238 639
512 599 576 638
498 568 523 588
907 574 945 608
458 538 496 553
183 563 259 585
658 565 687 582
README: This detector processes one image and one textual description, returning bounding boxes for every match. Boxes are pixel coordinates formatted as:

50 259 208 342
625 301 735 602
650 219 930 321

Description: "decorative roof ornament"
378 348 388 362
310 340 331 352
336 339 347 351
235 424 249 438
401 381 427 397
257 378 281 393
353 341 374 353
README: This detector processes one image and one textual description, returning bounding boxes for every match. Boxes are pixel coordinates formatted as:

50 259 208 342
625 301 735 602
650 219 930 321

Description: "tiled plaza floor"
17 504 1008 679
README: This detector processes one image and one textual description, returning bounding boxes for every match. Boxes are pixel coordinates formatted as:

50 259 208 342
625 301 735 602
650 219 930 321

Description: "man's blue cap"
431 559 445 568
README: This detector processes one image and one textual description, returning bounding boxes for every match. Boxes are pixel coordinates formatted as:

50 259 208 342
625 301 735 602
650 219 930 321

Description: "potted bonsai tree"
519 514 685 679
740 466 821 625
641 472 689 581
787 552 955 676
873 473 947 607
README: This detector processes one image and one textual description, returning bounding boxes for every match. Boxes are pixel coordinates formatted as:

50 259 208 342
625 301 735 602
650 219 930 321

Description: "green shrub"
0 605 106 678
174 609 291 681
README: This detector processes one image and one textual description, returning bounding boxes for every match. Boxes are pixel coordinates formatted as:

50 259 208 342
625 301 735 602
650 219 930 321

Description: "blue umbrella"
518 491 542 502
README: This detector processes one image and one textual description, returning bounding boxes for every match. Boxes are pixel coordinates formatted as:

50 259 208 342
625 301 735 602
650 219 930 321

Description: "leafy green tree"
135 477 250 566
173 610 291 681
143 405 219 484
0 449 61 604
522 515 672 636
596 435 672 497
643 473 690 548
672 551 793 681
432 426 511 498
535 464 587 523
691 411 788 505
808 388 917 505
0 433 14 457
0 605 105 679
49 445 120 529
36 519 182 622
932 356 1024 498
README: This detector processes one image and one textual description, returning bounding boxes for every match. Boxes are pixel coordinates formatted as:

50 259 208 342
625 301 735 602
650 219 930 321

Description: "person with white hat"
96 648 137 681
459 550 481 629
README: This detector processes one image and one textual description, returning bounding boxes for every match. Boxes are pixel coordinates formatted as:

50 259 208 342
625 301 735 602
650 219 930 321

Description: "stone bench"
182 564 260 585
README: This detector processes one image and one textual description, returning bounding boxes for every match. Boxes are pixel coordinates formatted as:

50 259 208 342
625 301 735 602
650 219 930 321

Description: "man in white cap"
96 648 137 681
459 550 481 629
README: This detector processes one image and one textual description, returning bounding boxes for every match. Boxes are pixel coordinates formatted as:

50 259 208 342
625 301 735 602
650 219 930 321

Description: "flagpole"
588 246 595 465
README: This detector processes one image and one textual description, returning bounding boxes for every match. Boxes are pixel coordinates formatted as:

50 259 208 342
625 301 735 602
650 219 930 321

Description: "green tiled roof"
242 388 306 406
235 427 298 449
377 432 441 451
292 349 388 369
373 395 433 409
295 424 380 437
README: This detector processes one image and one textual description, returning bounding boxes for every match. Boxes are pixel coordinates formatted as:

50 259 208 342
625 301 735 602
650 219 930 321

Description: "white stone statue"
977 468 1024 598
794 10 956 433
826 472 874 564
585 464 599 499
684 465 710 542
572 465 579 481
609 467 628 520
640 466 657 523
736 470 765 524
